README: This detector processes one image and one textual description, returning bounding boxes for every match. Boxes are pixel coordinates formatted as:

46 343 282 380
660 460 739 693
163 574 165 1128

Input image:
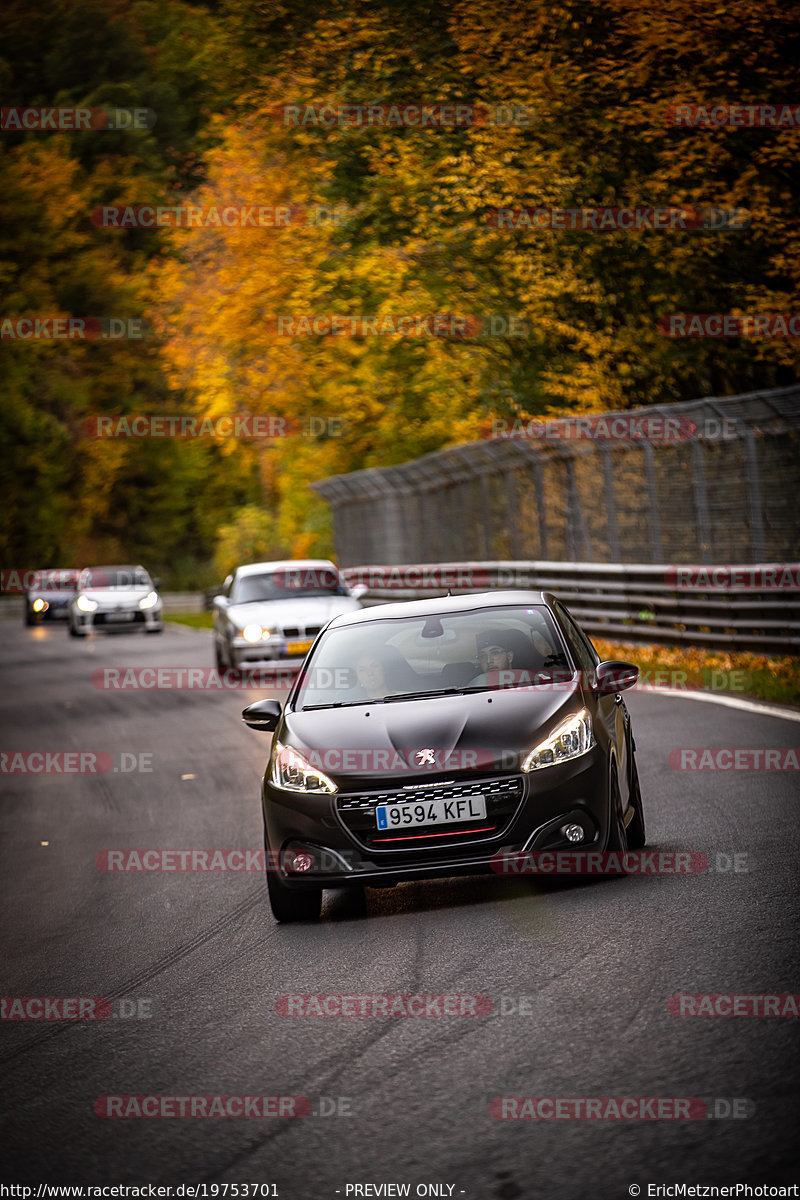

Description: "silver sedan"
212 559 364 675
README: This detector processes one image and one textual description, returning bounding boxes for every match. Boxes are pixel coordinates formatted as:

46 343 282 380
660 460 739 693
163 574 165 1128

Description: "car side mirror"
242 699 282 732
213 594 228 607
151 577 161 588
349 584 368 600
595 660 639 695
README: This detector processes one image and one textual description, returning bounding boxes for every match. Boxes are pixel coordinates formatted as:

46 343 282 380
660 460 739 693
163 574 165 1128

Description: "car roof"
78 564 147 572
326 589 554 628
234 559 337 578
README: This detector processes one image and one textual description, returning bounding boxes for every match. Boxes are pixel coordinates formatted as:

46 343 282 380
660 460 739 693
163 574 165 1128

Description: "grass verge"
592 638 800 709
165 611 213 630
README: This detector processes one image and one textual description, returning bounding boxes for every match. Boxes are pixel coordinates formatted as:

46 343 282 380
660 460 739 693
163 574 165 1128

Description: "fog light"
561 823 584 843
291 852 315 873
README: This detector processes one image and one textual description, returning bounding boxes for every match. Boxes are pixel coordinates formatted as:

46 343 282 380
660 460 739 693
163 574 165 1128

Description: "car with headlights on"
212 559 365 676
24 569 78 625
69 566 163 636
242 590 646 921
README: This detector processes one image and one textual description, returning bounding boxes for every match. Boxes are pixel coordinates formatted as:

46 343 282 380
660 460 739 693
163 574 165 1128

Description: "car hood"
79 588 155 606
279 680 586 783
30 587 76 600
227 596 361 628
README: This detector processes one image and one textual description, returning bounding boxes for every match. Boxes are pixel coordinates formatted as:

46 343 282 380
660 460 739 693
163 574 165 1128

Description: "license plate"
108 611 135 621
376 795 487 830
286 639 313 655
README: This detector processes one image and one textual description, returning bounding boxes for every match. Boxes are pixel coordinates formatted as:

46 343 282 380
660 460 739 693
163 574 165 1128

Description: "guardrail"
7 565 798 652
339 561 800 654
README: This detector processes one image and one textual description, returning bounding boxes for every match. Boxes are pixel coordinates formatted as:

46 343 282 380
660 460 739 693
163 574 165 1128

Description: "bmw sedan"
69 566 163 636
213 559 365 676
242 590 646 921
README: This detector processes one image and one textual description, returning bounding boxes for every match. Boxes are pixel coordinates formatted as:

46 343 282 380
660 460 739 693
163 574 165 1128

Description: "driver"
475 630 516 674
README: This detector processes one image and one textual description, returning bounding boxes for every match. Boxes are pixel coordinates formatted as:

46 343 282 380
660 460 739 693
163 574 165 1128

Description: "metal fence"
339 561 800 654
313 385 800 567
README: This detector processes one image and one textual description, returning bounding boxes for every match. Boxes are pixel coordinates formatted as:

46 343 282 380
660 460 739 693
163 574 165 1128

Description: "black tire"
214 639 226 671
145 626 163 634
25 611 35 627
265 848 322 923
625 753 647 850
69 625 86 638
606 766 629 855
225 643 241 679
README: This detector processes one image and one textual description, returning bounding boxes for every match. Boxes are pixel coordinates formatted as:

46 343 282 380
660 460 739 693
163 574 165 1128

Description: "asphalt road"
1 618 799 1198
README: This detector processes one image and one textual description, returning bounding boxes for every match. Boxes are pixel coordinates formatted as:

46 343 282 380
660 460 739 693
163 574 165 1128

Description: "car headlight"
139 591 159 610
242 623 273 642
76 595 98 612
32 598 47 612
522 708 594 771
269 740 337 793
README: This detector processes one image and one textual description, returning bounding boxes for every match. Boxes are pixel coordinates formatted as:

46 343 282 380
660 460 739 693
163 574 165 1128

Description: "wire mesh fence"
313 385 800 567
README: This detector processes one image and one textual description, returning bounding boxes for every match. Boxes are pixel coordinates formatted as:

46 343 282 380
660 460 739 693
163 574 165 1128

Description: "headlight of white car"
269 741 337 793
138 591 159 610
76 595 98 612
242 624 274 642
522 708 594 771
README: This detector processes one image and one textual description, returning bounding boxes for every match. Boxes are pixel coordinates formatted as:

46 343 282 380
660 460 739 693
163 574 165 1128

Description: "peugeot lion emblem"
415 749 436 766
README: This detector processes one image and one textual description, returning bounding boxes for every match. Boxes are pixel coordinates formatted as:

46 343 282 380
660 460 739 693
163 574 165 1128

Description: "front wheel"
69 625 86 638
606 767 628 854
266 851 322 923
625 754 647 849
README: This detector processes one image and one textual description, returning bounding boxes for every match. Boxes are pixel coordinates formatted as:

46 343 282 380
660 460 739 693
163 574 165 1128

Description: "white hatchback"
69 565 163 636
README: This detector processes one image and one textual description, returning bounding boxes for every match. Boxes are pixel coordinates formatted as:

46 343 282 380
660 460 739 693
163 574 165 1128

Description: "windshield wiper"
382 688 466 703
300 700 374 710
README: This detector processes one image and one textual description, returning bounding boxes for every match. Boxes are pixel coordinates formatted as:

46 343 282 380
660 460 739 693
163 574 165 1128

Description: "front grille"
337 775 524 851
94 611 145 626
282 625 321 638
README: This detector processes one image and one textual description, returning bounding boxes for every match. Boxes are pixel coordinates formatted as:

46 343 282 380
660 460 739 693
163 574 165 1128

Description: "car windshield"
294 605 573 709
233 568 348 604
80 568 151 590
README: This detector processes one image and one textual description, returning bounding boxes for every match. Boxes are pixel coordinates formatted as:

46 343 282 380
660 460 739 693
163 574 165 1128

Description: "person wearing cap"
475 630 517 674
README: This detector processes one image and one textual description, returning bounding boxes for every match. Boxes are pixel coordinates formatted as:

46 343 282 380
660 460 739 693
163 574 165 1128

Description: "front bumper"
71 606 163 632
231 633 314 666
262 744 611 889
